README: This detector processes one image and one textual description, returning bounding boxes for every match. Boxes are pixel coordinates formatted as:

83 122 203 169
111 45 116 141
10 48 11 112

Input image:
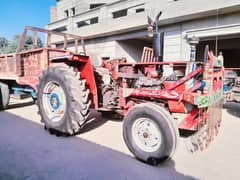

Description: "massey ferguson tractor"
0 13 224 165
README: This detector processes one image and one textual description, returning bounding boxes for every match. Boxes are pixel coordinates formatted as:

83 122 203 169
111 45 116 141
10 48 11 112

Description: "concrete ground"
0 98 240 180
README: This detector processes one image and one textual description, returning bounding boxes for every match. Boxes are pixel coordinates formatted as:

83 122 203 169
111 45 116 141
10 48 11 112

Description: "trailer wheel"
123 103 178 165
37 64 91 135
0 82 10 110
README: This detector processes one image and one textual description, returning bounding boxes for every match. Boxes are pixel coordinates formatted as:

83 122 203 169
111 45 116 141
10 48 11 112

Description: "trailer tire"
0 82 10 110
123 103 178 165
37 64 91 135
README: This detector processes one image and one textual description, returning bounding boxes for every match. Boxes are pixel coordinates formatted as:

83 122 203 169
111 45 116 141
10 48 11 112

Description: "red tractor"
0 15 224 165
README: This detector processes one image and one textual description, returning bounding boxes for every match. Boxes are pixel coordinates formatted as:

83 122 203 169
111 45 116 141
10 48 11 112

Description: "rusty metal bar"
75 39 78 54
63 36 67 50
16 29 27 53
81 39 86 54
25 26 83 39
24 26 87 54
33 30 38 49
47 33 51 47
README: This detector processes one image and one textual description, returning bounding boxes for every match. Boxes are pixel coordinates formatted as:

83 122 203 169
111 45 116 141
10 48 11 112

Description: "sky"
0 0 56 40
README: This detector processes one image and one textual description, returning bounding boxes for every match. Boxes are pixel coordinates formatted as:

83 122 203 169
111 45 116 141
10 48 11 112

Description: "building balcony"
47 0 147 37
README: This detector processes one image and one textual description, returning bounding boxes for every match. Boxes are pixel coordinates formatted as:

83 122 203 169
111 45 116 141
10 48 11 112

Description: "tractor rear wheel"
37 64 91 135
123 103 179 165
0 82 10 110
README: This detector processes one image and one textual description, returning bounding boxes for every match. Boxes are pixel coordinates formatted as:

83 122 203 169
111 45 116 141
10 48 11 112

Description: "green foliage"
0 34 43 54
0 37 9 54
0 37 8 47
23 35 43 51
2 35 19 54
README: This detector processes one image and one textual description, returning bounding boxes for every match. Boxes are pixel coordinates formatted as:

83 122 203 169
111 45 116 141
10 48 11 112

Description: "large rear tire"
37 64 91 135
0 82 10 110
123 103 179 165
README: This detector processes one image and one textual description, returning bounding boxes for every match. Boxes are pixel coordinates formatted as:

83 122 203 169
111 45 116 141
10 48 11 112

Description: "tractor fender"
50 54 98 109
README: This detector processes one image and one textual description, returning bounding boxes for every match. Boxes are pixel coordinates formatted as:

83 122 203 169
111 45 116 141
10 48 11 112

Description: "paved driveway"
0 99 239 180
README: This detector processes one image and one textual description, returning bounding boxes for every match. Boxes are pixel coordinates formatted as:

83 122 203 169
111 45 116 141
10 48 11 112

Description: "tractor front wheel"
123 103 179 165
37 64 91 135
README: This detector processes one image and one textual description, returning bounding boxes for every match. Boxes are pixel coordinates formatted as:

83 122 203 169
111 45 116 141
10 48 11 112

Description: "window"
90 3 105 9
71 7 75 16
77 21 89 28
77 17 99 28
136 8 145 13
112 9 128 19
90 17 98 24
64 10 69 18
53 26 67 32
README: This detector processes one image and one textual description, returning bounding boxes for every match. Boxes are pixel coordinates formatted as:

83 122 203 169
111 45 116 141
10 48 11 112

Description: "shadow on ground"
0 111 196 180
223 102 240 118
7 100 35 110
80 110 108 134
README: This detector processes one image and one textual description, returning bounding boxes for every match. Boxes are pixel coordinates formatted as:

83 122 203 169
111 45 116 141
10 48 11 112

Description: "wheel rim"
42 81 67 123
132 118 161 153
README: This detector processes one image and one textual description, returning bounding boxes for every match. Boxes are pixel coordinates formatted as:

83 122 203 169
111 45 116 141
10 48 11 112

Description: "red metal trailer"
0 26 85 108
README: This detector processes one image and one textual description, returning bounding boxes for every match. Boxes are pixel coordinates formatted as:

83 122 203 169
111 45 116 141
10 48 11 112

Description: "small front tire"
123 103 179 165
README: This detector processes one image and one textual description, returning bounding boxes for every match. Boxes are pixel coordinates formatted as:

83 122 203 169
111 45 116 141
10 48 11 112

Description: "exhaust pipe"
153 32 164 62
152 11 164 62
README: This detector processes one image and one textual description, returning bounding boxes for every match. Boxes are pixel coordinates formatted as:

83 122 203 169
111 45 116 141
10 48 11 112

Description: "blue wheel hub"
43 81 67 122
50 93 60 110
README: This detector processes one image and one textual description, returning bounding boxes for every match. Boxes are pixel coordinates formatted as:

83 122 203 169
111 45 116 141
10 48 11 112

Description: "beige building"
47 0 240 67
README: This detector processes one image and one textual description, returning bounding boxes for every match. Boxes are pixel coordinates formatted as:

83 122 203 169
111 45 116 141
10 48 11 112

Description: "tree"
0 37 8 48
3 35 19 54
0 37 9 54
23 35 43 50
0 35 43 54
